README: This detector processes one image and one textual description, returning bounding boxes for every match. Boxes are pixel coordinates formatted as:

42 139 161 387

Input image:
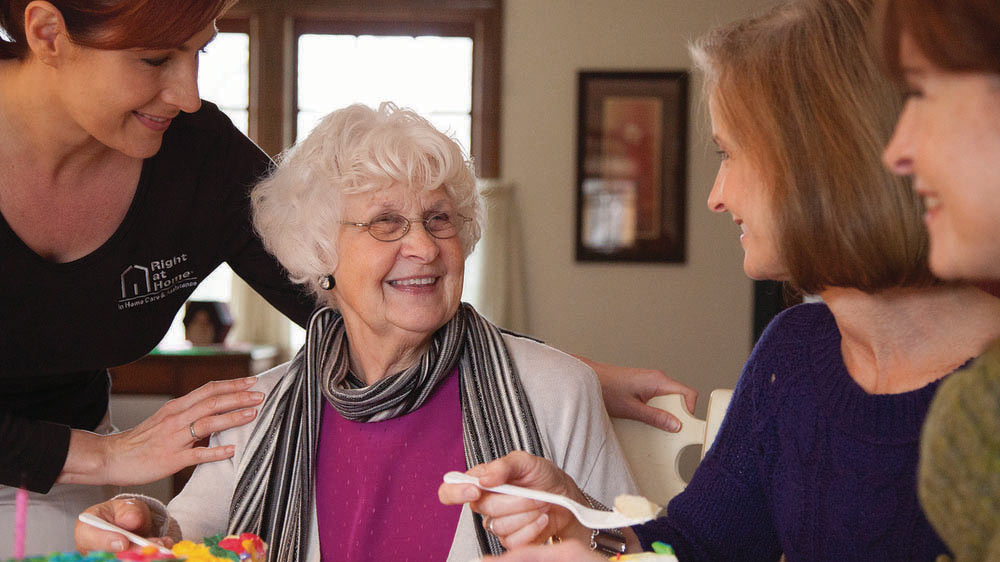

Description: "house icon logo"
121 265 151 298
117 254 198 311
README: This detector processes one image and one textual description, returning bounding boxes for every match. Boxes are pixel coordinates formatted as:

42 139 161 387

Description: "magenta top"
315 367 466 561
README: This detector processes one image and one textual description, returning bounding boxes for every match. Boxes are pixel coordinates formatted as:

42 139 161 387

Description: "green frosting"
201 534 238 562
651 542 675 555
919 339 1000 562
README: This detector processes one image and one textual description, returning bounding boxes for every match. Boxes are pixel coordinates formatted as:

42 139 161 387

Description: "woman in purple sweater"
439 1 1000 561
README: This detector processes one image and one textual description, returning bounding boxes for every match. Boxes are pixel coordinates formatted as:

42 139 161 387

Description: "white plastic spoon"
77 512 174 556
443 471 655 529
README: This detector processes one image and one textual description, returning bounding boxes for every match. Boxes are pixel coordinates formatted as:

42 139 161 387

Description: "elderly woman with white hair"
75 102 636 562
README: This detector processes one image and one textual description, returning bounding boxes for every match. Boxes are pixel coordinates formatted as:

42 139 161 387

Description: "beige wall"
501 0 773 414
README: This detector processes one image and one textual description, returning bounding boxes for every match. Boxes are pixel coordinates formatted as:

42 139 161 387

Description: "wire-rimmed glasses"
340 212 472 242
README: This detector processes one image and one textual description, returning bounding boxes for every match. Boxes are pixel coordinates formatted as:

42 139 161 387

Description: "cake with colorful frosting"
4 533 266 562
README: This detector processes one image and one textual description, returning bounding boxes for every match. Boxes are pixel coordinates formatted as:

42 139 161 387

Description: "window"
227 0 501 175
296 33 472 150
158 30 250 348
159 2 501 349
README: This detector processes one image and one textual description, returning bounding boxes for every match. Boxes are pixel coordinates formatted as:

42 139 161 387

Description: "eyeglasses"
340 212 472 242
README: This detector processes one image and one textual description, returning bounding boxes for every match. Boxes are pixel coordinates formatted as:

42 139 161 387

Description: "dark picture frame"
575 71 688 262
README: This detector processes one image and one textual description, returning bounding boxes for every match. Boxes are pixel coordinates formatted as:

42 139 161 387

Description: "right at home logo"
118 254 199 310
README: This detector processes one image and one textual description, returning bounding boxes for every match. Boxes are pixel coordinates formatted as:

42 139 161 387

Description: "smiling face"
54 21 214 159
706 95 787 281
332 183 466 345
883 35 1000 280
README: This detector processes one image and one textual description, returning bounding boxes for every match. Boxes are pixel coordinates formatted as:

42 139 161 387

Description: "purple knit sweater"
633 303 950 562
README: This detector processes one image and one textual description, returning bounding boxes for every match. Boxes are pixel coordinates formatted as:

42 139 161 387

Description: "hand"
438 451 591 549
583 358 698 432
59 377 265 486
483 541 607 561
75 498 172 553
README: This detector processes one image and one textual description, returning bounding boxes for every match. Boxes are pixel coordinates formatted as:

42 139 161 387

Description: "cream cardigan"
157 333 637 561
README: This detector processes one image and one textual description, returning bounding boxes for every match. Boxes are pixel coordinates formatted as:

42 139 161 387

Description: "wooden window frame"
220 0 502 178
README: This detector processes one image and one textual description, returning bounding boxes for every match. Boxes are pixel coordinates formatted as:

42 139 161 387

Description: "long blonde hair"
692 0 935 293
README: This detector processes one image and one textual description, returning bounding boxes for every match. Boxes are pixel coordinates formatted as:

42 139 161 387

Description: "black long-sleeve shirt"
0 103 313 491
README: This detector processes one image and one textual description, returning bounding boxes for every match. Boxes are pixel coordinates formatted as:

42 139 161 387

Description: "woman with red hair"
0 0 307 551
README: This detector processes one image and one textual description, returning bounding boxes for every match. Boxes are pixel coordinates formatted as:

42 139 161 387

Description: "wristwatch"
591 528 627 555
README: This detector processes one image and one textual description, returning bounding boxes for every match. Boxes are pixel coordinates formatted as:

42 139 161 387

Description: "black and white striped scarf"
227 303 545 560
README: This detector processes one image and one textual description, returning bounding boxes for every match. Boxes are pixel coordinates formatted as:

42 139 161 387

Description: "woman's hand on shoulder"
438 451 591 549
59 377 264 486
483 540 607 561
581 356 698 433
75 497 172 554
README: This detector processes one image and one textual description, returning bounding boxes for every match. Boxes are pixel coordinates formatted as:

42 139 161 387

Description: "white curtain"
229 277 291 361
466 180 529 333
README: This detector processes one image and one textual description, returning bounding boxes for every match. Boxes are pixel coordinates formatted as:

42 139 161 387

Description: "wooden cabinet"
109 345 279 396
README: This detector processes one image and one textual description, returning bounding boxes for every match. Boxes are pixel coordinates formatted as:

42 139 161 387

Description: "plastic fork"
443 471 654 530
77 512 175 556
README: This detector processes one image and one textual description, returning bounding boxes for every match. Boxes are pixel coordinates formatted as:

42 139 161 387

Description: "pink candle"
14 486 28 559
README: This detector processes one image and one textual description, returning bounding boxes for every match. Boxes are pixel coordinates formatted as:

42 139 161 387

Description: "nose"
399 221 441 262
162 55 202 114
707 167 728 213
883 105 914 176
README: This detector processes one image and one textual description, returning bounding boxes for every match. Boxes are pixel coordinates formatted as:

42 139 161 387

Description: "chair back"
611 389 733 505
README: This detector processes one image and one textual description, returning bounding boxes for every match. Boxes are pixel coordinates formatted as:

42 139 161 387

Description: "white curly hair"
251 102 484 302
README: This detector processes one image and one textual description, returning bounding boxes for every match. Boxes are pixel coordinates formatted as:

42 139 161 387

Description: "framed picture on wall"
575 71 688 262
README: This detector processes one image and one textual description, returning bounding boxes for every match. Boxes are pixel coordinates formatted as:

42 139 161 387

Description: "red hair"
878 0 1000 78
1 0 228 59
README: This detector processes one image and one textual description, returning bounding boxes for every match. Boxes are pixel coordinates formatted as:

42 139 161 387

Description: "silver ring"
189 421 200 441
487 517 496 535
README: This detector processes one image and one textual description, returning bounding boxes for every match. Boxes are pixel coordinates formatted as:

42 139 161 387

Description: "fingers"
634 404 683 433
172 443 238 467
440 476 548 522
473 451 545 488
640 375 699 432
438 481 481 506
471 489 547 521
169 388 264 431
111 498 152 533
146 379 263 445
657 380 698 416
601 365 700 432
438 455 532 505
484 510 551 548
75 499 153 553
637 370 699 413
157 377 259 415
469 457 518 488
188 406 258 443
440 453 587 548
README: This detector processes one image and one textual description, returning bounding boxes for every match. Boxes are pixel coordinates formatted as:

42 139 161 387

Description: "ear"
22 1 70 67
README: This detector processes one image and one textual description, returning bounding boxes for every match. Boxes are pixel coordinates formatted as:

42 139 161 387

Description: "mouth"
733 218 747 239
915 186 941 217
388 276 439 288
922 194 940 212
133 111 174 132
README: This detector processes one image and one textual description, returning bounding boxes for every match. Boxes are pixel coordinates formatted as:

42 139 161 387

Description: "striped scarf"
227 303 545 559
